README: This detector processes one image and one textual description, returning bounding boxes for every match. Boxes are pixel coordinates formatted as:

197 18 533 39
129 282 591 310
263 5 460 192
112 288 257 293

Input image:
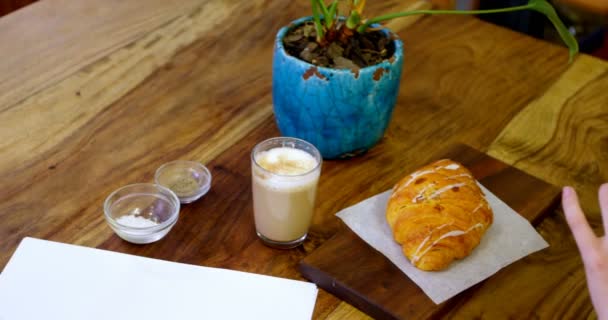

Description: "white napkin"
0 237 318 320
336 183 548 304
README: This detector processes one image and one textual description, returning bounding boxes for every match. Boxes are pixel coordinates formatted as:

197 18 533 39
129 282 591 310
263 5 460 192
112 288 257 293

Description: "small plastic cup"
154 160 212 204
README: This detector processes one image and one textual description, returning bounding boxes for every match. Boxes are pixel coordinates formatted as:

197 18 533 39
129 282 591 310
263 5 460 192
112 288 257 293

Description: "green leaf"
356 0 578 62
346 10 361 29
310 0 324 42
313 0 334 29
323 0 338 28
527 0 578 62
357 5 534 33
328 1 339 19
353 0 366 15
316 0 330 20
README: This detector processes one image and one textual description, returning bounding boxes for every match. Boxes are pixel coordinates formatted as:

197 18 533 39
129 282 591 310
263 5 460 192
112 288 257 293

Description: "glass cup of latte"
251 137 322 249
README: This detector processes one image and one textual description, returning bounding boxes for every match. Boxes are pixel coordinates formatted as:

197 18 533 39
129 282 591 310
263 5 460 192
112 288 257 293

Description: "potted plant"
272 0 578 159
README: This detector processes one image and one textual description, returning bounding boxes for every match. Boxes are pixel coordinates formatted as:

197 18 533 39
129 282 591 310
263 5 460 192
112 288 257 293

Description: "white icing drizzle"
411 224 450 259
412 184 433 203
471 202 484 214
391 160 460 198
391 169 436 198
447 173 472 180
402 169 435 188
391 161 468 199
412 223 485 263
427 183 466 200
435 159 452 165
444 163 460 170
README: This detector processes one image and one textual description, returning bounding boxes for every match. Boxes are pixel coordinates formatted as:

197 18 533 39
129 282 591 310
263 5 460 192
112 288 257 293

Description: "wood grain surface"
0 0 605 319
299 144 561 320
556 0 608 15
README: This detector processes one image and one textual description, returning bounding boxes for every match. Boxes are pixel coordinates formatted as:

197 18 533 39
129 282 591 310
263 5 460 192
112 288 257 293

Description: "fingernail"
563 186 573 198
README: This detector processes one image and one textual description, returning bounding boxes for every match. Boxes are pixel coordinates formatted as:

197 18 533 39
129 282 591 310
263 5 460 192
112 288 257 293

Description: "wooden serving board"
299 144 561 320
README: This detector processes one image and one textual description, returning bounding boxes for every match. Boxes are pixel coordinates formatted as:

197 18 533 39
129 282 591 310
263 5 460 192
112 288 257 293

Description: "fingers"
599 183 608 234
563 186 596 252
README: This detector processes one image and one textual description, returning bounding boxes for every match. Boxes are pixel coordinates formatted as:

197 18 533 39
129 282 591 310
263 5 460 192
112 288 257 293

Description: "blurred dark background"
477 0 607 60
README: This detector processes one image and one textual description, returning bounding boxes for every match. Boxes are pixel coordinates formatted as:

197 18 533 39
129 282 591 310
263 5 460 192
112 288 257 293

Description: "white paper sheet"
0 237 318 320
336 183 549 304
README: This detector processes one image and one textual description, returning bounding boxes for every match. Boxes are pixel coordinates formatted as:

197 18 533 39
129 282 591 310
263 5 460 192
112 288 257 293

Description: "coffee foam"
255 147 317 175
253 147 320 192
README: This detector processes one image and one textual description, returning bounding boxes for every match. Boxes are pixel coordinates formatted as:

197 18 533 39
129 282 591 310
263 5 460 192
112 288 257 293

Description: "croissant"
386 159 493 271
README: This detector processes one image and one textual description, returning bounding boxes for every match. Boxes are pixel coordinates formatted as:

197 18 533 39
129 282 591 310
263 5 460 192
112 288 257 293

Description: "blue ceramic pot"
272 17 404 159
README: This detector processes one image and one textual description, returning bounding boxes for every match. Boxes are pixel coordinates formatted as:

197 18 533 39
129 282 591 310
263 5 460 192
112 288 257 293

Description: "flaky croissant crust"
386 159 493 271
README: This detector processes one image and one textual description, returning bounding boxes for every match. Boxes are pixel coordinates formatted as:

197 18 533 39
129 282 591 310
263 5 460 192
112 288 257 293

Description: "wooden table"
0 0 606 319
557 0 608 15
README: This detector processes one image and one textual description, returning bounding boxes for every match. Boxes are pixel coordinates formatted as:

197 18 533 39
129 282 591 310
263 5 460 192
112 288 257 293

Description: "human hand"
563 184 608 320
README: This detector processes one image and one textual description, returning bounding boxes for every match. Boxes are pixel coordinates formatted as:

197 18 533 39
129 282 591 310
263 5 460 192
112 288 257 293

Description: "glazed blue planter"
272 17 404 159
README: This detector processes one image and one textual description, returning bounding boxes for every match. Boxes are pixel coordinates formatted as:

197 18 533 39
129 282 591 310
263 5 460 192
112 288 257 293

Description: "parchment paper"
336 183 549 304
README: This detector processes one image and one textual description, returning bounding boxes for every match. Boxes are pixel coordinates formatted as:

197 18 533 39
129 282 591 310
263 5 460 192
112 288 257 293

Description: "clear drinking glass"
251 137 322 249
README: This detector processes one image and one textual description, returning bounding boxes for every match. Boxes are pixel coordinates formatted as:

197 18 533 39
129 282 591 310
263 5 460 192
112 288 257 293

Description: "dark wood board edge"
299 250 400 320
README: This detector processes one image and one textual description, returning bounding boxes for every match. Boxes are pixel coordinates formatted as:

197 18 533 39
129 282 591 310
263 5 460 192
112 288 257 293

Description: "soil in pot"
282 21 396 69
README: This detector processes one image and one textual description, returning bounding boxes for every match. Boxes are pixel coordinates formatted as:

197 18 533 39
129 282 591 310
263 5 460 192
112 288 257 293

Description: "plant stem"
342 0 577 62
310 0 325 41
317 0 330 21
357 5 532 32
326 0 338 27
